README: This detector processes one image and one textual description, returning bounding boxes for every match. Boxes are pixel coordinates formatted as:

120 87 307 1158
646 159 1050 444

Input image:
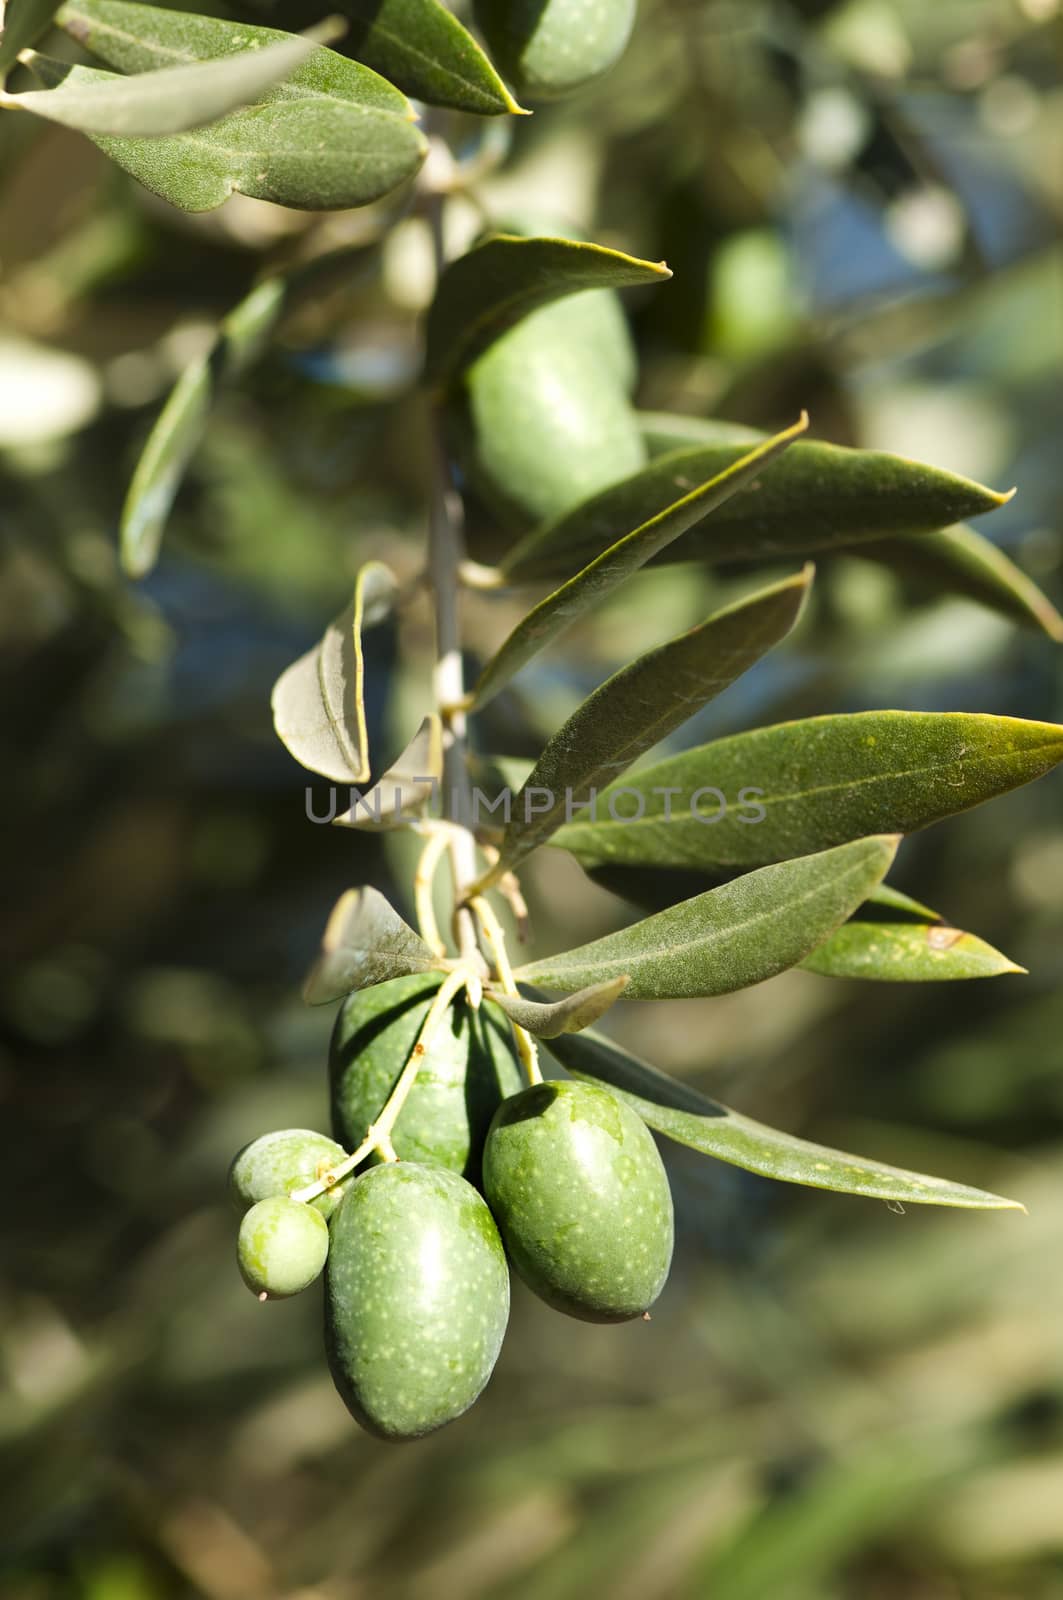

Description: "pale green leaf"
514 835 899 998
303 886 442 1004
333 714 443 829
552 712 1063 873
271 562 398 785
548 1025 1025 1210
8 20 337 136
424 233 671 386
470 416 808 711
492 977 630 1038
800 914 1024 981
487 566 812 879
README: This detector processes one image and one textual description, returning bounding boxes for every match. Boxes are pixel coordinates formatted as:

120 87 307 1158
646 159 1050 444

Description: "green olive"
475 0 637 101
238 1196 330 1299
228 1128 349 1219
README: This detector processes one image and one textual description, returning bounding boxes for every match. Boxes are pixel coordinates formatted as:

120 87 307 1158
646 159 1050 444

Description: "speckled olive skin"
474 0 637 100
483 1080 673 1322
229 1128 350 1219
329 974 523 1183
238 1196 329 1299
325 1163 510 1440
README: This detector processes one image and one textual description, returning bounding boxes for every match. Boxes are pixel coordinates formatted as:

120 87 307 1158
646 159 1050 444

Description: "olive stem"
413 827 450 956
470 896 542 1086
290 966 473 1203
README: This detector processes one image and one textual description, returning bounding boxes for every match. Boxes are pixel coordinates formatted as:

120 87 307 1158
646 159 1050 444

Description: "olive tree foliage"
4 0 1060 1436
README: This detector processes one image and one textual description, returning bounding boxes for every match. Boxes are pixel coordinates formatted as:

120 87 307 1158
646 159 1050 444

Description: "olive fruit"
326 1163 510 1440
475 0 637 101
238 1196 329 1299
229 1128 349 1219
329 973 523 1182
483 1079 673 1322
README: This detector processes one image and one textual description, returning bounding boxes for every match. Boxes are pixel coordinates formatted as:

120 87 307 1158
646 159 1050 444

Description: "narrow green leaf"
333 714 443 829
552 711 1063 873
271 562 398 785
334 0 526 114
503 429 1014 583
865 883 941 921
513 835 899 999
424 233 671 387
492 977 630 1038
547 1025 1024 1210
862 524 1063 642
0 0 62 74
470 416 808 711
8 21 338 136
489 566 812 878
121 276 285 577
303 886 442 1004
36 5 425 212
800 914 1024 981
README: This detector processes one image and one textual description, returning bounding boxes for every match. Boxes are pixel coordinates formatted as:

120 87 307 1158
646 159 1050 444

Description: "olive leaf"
34 5 425 212
0 0 62 74
502 429 1013 584
801 915 1024 982
552 711 1063 873
487 566 812 880
513 835 899 999
271 562 398 785
333 714 443 829
860 524 1063 642
303 886 442 1004
424 233 671 387
547 1025 1024 1211
469 416 808 711
491 978 630 1039
8 20 339 136
332 0 526 114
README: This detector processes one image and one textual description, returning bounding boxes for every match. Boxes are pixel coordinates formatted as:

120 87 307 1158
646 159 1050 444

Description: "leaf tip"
993 485 1018 506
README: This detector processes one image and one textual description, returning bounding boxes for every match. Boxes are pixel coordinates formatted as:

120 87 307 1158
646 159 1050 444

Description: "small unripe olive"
229 1128 349 1219
238 1196 329 1299
475 0 637 101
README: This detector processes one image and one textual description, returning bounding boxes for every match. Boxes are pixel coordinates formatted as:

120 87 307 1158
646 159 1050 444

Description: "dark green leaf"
333 714 443 829
40 4 425 212
552 712 1063 873
271 562 398 785
513 835 899 998
861 524 1063 642
503 428 1014 583
0 0 62 74
424 233 671 387
303 886 442 1004
9 20 337 135
492 978 630 1038
487 566 812 879
335 0 526 114
800 914 1024 981
548 1025 1024 1210
470 417 808 710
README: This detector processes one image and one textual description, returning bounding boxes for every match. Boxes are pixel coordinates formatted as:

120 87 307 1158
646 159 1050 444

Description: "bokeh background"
2 0 1063 1595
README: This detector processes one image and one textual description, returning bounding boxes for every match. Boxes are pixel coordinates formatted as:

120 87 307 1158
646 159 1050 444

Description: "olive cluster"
229 974 674 1441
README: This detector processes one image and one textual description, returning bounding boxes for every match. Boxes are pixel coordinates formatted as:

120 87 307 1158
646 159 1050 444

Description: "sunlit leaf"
303 886 442 1004
271 562 398 785
334 0 526 114
548 1025 1025 1210
503 422 1014 583
514 836 899 998
333 714 443 829
492 977 630 1038
470 417 808 710
801 913 1024 981
9 21 337 136
487 566 812 879
552 712 1063 873
424 233 671 386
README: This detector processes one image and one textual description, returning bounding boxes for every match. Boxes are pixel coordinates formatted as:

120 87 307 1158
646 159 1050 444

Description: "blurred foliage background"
2 0 1063 1595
